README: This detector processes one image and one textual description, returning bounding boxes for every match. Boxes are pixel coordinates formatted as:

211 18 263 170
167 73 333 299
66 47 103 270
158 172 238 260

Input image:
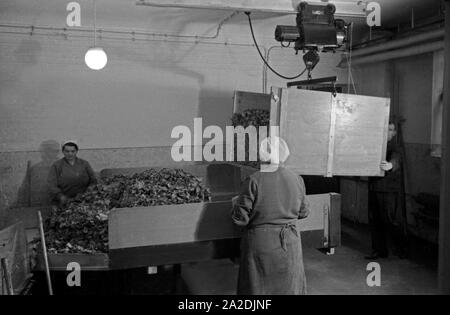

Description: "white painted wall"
0 0 346 214
347 53 441 235
0 0 345 152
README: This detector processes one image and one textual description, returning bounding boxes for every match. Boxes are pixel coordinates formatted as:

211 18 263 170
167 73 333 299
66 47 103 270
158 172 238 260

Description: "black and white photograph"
0 0 449 299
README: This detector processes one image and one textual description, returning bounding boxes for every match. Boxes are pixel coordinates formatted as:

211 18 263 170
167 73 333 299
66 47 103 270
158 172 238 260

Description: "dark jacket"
231 166 310 295
231 166 310 227
370 141 402 192
47 157 97 200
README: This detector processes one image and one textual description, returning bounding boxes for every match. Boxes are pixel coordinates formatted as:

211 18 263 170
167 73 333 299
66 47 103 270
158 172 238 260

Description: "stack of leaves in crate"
231 109 270 169
44 168 211 254
231 109 270 128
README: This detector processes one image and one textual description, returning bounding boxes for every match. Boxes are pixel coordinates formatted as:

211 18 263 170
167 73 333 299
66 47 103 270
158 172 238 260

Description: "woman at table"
47 141 97 206
231 136 310 295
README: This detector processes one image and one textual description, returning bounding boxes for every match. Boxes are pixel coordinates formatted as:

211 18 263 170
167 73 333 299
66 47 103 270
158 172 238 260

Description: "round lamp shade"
85 47 107 70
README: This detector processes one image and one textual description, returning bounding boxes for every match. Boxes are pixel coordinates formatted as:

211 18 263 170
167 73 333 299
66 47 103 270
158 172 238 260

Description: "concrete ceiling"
0 0 444 43
0 0 443 26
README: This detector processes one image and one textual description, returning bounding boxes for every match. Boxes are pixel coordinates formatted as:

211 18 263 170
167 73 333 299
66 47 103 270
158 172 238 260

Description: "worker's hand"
380 161 393 171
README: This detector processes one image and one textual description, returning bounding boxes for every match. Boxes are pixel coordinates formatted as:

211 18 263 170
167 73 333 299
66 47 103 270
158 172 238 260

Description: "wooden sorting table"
10 163 340 272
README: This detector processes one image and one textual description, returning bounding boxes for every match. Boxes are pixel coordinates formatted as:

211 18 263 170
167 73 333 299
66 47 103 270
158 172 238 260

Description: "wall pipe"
0 22 268 94
351 28 444 58
0 11 239 41
342 41 444 67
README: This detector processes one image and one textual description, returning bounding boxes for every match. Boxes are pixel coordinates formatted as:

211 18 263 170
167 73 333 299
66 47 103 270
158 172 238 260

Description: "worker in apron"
47 140 97 207
231 136 310 295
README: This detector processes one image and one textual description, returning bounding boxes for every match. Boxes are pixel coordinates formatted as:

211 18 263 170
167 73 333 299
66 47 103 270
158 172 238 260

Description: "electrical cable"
245 12 307 80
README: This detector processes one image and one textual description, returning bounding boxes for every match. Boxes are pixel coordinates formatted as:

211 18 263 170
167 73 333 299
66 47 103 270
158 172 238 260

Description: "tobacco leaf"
231 109 270 169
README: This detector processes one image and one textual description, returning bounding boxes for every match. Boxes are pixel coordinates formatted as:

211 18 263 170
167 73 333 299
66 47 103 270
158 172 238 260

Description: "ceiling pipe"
136 0 367 18
351 28 444 58
342 41 444 67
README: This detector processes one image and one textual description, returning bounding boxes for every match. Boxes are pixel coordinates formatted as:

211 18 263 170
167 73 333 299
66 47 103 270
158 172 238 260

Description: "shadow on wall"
142 8 231 37
198 89 234 130
15 140 61 207
112 39 205 85
196 89 235 162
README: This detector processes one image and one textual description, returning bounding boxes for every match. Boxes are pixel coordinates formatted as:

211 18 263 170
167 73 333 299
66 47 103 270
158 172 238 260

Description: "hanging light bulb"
85 47 107 70
85 0 107 70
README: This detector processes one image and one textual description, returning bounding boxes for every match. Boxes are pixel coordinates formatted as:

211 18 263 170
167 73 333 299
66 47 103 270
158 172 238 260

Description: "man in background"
366 122 408 260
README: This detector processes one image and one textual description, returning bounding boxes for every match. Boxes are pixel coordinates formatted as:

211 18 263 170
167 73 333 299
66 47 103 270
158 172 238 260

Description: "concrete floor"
30 221 439 295
180 221 439 295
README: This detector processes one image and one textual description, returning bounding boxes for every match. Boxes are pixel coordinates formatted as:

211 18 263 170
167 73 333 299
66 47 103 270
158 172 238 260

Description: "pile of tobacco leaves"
44 168 211 254
231 109 270 128
231 109 270 169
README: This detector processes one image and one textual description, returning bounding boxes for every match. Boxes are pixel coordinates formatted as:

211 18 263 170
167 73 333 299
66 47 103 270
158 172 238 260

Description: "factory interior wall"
348 53 441 243
0 1 345 226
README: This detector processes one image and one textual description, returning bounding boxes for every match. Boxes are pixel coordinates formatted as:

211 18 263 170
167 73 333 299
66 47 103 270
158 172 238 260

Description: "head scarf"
259 136 290 165
61 140 79 151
